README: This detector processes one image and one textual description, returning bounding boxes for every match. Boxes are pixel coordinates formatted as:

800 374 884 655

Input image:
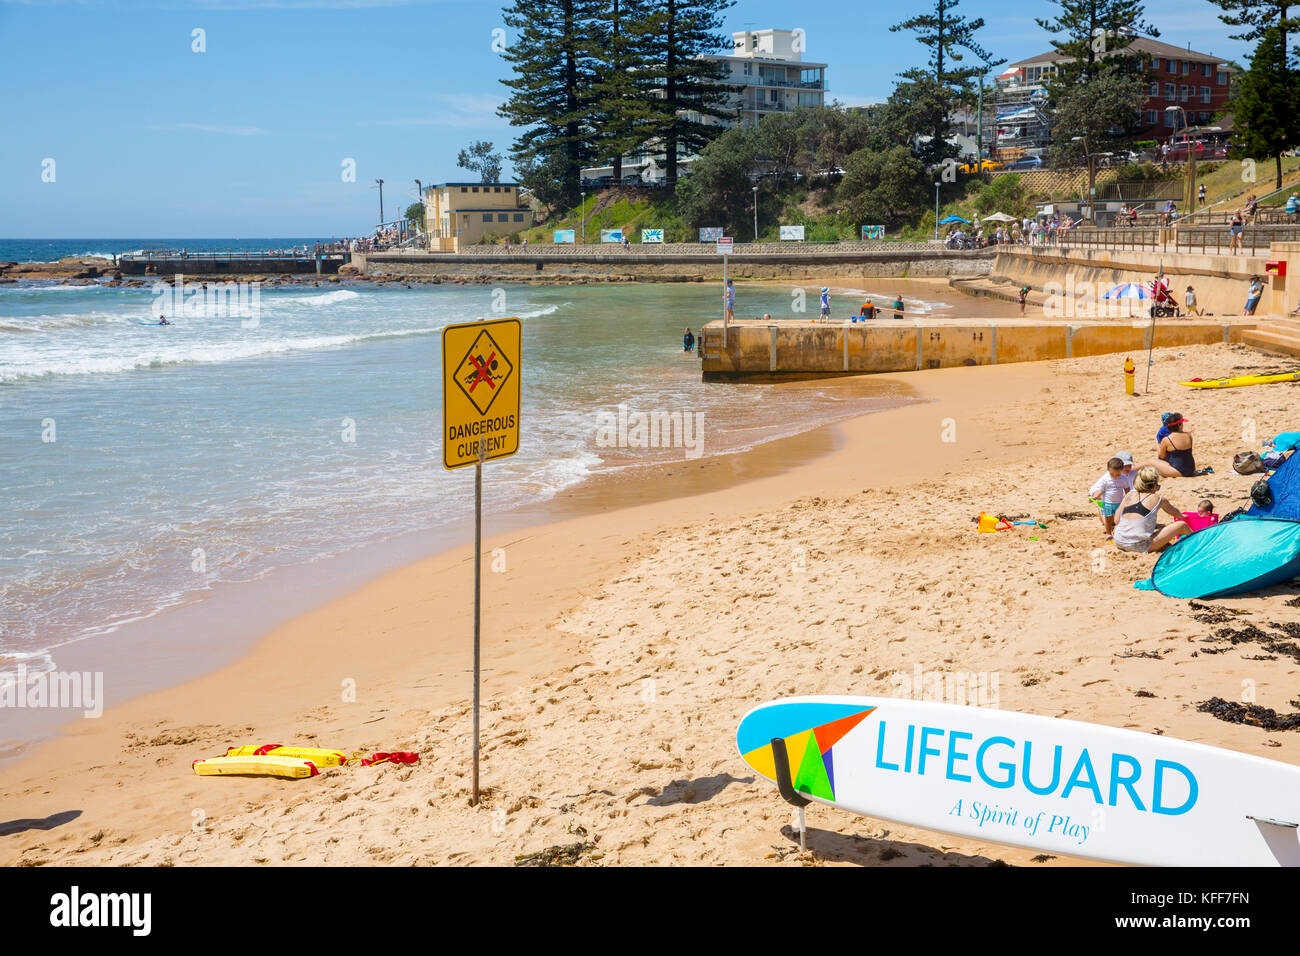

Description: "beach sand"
4 341 1300 867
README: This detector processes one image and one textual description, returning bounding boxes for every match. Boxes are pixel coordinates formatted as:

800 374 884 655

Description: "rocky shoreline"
0 256 695 288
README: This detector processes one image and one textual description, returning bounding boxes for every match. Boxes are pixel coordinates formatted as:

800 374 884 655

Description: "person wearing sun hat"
1143 413 1197 478
819 287 831 320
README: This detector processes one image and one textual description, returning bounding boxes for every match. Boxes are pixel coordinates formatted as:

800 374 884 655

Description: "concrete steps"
1243 317 1300 358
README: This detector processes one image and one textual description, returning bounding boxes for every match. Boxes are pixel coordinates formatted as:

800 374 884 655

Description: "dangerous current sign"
442 317 521 470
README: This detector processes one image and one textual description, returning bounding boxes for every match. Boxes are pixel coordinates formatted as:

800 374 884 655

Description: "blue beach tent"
938 215 971 225
1139 452 1300 598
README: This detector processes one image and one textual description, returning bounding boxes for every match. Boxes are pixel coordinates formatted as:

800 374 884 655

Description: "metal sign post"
442 317 522 807
718 237 733 347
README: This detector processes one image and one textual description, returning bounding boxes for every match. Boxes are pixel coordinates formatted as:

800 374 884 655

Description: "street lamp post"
933 182 941 240
1165 105 1195 212
580 191 587 244
752 185 759 242
1071 136 1094 222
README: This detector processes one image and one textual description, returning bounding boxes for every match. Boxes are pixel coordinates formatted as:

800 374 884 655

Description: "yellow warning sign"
442 318 521 470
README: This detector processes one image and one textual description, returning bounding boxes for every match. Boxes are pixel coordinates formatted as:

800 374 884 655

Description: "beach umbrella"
982 212 1017 222
938 215 971 224
1102 282 1150 299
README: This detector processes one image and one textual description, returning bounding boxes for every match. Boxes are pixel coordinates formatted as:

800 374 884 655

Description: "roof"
428 182 520 189
1006 36 1233 70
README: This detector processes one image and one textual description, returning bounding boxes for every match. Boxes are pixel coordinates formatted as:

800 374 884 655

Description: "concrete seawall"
698 318 1256 381
352 247 995 282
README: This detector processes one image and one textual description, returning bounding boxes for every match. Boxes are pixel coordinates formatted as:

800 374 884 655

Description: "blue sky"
0 0 1253 237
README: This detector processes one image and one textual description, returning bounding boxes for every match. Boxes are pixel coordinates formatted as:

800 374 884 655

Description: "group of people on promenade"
943 214 1082 250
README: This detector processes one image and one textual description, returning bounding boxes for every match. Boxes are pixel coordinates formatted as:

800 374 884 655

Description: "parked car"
1003 155 1044 171
958 158 1004 174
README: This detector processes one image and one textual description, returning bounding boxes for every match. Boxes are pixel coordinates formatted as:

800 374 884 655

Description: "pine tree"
636 0 738 187
589 0 659 183
1233 26 1300 189
890 1 1001 167
1035 0 1156 86
891 0 997 89
498 0 602 206
1207 0 1298 72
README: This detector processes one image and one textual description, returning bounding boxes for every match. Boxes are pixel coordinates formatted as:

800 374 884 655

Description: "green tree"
673 124 759 231
1035 0 1156 87
636 0 738 186
498 0 601 207
1050 61 1147 165
1233 26 1300 189
888 72 961 168
456 140 504 183
590 0 659 182
839 144 928 227
404 202 425 230
1208 0 1298 71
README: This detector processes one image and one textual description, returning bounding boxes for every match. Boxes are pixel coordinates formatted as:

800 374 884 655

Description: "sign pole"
471 437 483 805
722 252 728 348
442 316 521 809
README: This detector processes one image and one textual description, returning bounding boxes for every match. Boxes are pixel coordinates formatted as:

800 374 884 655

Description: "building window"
1168 59 1177 73
1150 57 1160 70
1217 71 1227 85
743 62 752 75
460 187 467 193
1165 83 1175 99
1164 111 1178 128
1145 109 1159 125
1179 85 1189 102
1202 63 1211 77
513 213 524 222
497 213 508 222
1200 86 1211 103
1149 81 1159 96
482 213 492 222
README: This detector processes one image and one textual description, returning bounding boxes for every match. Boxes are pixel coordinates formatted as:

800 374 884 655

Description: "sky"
0 0 1256 238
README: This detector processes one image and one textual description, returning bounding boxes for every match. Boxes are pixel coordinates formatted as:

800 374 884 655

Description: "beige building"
422 182 533 251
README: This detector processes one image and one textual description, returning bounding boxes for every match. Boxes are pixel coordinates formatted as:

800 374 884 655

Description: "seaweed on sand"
1196 697 1300 731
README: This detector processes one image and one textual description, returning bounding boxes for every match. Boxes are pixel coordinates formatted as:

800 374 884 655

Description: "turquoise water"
0 279 925 683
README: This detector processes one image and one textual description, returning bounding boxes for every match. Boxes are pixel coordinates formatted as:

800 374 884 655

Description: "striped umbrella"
1103 282 1151 299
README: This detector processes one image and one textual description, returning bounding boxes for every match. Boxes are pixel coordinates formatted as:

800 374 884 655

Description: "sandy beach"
4 339 1300 867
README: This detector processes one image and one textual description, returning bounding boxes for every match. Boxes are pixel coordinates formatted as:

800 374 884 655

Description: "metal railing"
120 247 349 261
1044 226 1300 255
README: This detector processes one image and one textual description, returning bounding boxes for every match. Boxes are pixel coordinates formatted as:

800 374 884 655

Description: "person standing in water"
724 279 735 324
683 328 695 351
892 295 904 319
819 287 831 321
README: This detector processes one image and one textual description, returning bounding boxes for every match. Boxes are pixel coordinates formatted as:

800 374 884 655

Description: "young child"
1090 456 1135 537
1198 499 1214 518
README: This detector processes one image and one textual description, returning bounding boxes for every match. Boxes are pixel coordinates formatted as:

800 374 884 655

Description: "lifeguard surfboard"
1181 371 1300 388
737 696 1300 866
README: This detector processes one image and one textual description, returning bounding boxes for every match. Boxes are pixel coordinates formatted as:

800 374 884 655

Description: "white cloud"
367 93 506 128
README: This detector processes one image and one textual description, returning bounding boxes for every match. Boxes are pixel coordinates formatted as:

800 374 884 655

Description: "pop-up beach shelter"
1140 453 1300 598
938 215 971 225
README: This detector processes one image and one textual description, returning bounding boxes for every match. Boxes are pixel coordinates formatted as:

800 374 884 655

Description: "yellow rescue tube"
1181 371 1300 388
225 745 348 767
193 755 319 778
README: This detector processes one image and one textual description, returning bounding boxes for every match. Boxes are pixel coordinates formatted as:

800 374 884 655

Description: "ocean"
0 273 942 690
0 237 340 263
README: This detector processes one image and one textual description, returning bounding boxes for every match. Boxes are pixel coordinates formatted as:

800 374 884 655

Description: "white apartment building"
581 27 829 185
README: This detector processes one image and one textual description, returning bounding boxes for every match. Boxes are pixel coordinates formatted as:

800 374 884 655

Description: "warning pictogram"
453 329 514 416
442 318 521 470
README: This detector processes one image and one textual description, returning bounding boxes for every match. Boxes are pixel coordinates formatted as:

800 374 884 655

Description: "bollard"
1124 356 1135 395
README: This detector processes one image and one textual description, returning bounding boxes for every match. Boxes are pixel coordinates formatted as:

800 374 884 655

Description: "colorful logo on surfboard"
738 704 876 801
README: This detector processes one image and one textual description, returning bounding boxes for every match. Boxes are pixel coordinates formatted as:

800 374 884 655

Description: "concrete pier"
698 317 1258 381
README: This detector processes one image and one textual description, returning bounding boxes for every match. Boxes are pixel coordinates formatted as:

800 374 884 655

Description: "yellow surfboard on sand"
193 755 320 778
1181 371 1300 388
224 745 348 767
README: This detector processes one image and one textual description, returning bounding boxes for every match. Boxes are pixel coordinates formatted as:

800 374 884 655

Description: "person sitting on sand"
1090 456 1134 538
1142 414 1198 478
1112 467 1191 554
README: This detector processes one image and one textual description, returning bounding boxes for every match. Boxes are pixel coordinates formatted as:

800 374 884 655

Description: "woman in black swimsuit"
1143 414 1197 478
